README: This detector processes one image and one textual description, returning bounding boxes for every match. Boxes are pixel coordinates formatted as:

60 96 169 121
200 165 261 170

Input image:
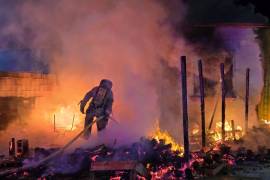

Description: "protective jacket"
80 79 113 138
80 79 113 116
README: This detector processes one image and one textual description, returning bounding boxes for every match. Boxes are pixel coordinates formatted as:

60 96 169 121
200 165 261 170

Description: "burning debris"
2 132 270 179
207 121 243 144
0 55 264 179
0 137 234 179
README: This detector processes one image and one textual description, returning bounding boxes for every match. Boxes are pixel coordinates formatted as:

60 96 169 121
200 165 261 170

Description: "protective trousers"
83 110 109 139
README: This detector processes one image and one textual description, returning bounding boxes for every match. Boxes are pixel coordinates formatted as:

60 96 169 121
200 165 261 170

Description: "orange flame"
208 121 243 142
48 104 83 131
150 121 184 156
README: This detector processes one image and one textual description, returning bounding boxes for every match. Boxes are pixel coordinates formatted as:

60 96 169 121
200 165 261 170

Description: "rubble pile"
1 137 270 179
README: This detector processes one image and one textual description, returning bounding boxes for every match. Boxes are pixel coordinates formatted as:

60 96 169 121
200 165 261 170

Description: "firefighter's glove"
80 100 86 114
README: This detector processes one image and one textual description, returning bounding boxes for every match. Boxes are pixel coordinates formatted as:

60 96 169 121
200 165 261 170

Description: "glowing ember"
110 176 121 180
150 166 174 179
91 155 99 161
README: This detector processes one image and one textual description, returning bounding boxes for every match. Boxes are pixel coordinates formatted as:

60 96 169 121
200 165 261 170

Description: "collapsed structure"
1 1 270 179
0 53 268 179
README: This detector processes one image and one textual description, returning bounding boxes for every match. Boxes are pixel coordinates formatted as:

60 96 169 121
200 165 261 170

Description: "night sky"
236 0 270 19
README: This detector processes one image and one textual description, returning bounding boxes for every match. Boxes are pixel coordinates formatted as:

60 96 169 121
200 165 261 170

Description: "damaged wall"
0 72 56 131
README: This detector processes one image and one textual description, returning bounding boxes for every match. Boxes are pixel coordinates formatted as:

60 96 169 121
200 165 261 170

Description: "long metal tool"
0 116 104 177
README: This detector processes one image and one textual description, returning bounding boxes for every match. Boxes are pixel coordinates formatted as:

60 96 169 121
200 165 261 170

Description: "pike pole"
0 116 104 178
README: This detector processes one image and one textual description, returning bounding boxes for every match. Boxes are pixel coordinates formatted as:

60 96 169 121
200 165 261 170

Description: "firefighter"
80 79 113 139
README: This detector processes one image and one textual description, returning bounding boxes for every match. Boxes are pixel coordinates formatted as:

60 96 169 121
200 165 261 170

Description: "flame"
262 119 270 125
150 121 184 156
208 121 243 143
192 128 199 135
49 104 83 131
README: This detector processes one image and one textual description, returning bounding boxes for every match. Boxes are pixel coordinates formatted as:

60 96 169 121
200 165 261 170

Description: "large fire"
46 104 83 132
150 120 243 156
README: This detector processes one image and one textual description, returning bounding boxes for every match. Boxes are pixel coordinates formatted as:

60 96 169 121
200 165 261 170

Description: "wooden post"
245 68 250 133
220 63 226 142
54 114 56 132
198 60 206 148
180 56 189 163
231 120 236 141
71 114 75 131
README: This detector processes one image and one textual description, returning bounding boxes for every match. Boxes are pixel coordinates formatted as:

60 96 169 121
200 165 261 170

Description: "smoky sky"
185 0 268 24
0 0 52 73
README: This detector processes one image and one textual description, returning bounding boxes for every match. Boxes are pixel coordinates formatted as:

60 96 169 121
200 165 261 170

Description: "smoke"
217 27 263 127
0 0 266 154
185 27 264 146
0 0 192 152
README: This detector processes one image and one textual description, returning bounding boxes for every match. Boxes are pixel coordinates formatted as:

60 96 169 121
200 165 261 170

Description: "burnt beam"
245 68 250 133
220 63 226 142
198 60 206 148
180 56 189 163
